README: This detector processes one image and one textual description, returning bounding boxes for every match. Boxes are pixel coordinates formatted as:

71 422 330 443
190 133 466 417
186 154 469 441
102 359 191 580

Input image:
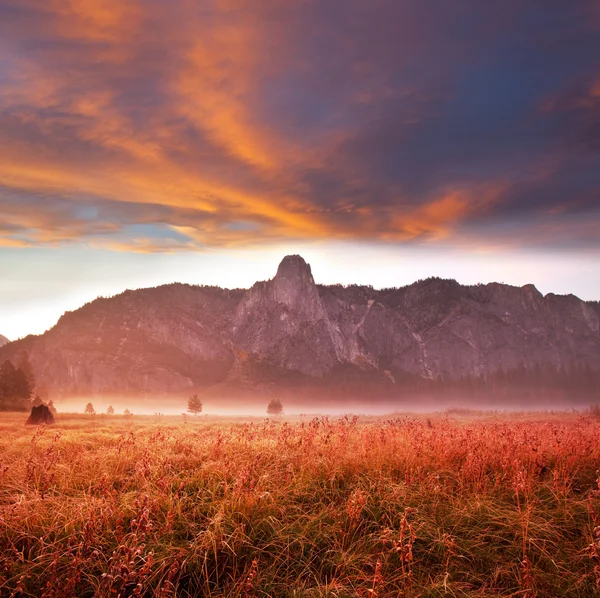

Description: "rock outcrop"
0 255 598 400
0 335 9 348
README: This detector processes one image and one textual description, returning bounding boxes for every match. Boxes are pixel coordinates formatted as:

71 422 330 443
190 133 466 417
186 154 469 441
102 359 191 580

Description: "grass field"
1 410 600 597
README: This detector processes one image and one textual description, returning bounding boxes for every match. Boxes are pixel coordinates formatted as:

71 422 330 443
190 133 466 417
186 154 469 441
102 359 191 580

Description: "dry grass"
1 410 599 597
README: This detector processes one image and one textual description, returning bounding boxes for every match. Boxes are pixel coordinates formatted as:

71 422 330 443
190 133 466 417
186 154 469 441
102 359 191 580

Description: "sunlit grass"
1 410 599 596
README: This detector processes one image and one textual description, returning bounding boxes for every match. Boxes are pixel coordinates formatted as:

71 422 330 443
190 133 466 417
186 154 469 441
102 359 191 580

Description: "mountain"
0 335 9 348
0 255 599 403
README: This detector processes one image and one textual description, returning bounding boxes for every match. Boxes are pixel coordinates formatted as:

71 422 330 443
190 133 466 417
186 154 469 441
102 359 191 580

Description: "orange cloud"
40 0 143 46
375 184 506 243
173 33 277 170
398 193 470 239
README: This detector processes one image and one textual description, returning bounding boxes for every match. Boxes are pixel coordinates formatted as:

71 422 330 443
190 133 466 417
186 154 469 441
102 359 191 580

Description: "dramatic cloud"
0 0 599 251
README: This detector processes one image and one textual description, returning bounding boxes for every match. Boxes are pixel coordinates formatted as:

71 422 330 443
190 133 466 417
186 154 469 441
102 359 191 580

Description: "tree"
84 402 95 415
267 398 283 416
0 359 33 411
187 394 203 415
107 405 115 415
47 400 57 417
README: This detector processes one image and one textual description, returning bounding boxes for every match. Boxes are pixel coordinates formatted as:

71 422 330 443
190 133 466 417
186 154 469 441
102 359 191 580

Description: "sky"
0 0 599 341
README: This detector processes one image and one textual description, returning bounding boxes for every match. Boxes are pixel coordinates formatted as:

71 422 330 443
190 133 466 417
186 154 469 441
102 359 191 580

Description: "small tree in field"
47 399 57 416
107 405 114 415
84 402 95 415
188 394 203 416
267 398 283 416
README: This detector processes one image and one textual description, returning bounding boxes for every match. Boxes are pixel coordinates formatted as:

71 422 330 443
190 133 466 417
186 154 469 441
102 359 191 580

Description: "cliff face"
0 335 9 348
1 255 598 398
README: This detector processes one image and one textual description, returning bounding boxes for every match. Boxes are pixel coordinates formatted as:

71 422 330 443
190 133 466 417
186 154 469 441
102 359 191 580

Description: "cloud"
0 0 599 251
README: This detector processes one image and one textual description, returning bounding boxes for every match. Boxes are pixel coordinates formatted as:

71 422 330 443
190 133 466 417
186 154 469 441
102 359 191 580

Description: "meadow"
1 410 599 597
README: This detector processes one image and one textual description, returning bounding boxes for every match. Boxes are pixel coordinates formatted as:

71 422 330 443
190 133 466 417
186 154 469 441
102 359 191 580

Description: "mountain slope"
0 255 598 399
0 335 9 348
0 285 243 395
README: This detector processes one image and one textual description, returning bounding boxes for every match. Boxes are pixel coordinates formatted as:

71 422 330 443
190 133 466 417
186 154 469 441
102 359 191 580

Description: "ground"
1 409 599 597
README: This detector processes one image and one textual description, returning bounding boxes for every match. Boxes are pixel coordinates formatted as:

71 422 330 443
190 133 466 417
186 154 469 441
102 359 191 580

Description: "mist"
52 392 596 418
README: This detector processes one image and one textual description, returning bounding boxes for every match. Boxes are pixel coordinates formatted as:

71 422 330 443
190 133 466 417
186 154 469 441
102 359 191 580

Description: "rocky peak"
271 255 321 314
275 255 314 282
0 334 10 348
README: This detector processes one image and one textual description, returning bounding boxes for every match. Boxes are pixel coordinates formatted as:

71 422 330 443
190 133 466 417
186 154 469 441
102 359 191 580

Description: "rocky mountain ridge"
0 335 9 348
1 255 599 401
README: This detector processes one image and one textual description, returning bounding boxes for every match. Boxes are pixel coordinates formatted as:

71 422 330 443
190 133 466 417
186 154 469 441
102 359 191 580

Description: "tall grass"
0 411 599 596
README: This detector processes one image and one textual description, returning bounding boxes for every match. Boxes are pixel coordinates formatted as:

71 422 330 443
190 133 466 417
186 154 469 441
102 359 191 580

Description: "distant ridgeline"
0 255 599 405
